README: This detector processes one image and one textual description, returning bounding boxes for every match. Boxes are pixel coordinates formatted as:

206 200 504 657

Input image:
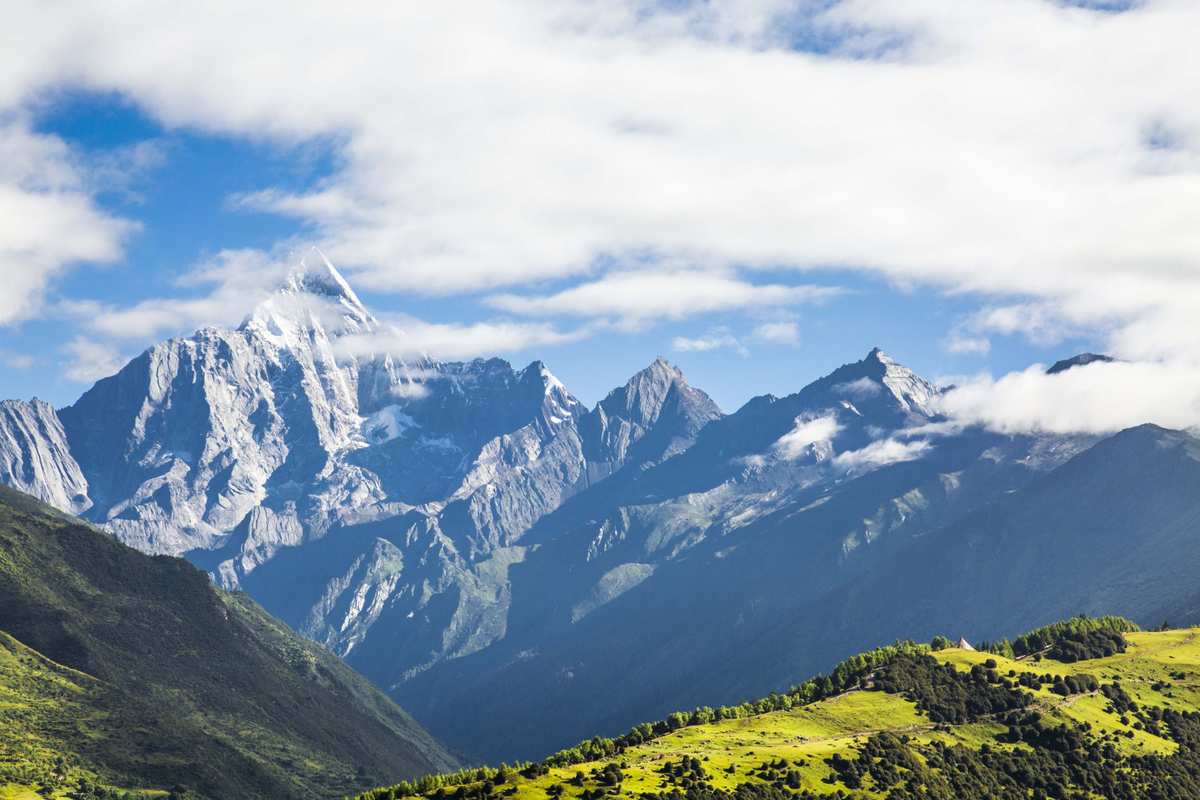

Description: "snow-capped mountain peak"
867 348 939 417
794 348 939 426
284 247 367 307
243 248 375 339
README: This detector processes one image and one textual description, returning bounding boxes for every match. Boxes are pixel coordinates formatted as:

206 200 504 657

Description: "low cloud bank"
937 359 1200 435
774 414 841 460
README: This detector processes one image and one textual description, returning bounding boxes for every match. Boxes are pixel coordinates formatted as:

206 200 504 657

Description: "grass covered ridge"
361 619 1200 800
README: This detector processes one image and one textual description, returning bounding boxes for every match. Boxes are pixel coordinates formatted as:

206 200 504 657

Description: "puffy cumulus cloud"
489 271 837 324
774 413 841 459
752 321 801 345
833 376 882 398
58 246 586 372
335 318 588 362
0 120 132 325
966 304 1079 348
5 0 1200 366
833 437 933 472
937 359 1200 435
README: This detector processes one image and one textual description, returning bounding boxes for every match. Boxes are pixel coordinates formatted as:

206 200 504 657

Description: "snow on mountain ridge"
0 254 1008 722
875 351 940 416
282 247 371 318
243 248 376 343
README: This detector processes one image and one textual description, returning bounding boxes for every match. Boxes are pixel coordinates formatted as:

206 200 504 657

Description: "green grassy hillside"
0 486 457 800
360 619 1200 800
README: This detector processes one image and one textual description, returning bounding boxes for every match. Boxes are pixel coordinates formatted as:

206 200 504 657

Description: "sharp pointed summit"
579 357 722 470
601 357 713 427
283 247 367 310
246 247 375 336
795 348 939 422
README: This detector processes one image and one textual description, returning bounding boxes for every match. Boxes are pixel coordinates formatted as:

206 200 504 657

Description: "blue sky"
1 1 1195 428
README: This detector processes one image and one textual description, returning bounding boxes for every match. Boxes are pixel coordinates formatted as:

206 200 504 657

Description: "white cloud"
968 304 1077 347
937 359 1200 435
0 120 132 325
61 336 125 383
834 437 933 472
672 328 748 356
833 377 882 398
489 270 837 323
58 247 591 369
387 382 431 400
336 318 587 362
752 320 801 345
4 0 1200 390
60 249 302 340
774 413 841 459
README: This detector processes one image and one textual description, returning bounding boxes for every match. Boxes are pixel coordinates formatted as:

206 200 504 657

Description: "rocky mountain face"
4 256 1194 764
0 252 724 684
390 421 1200 764
385 348 1104 760
0 398 90 514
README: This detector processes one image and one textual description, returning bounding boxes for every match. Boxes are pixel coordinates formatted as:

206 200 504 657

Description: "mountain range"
3 252 1199 762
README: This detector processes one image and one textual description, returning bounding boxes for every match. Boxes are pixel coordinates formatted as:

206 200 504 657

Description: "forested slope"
360 617 1200 800
0 486 456 799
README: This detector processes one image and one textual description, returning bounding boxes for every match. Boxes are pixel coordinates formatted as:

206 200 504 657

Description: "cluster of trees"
1048 628 1128 662
356 765 526 800
1101 682 1138 716
824 733 924 791
749 758 802 790
0 760 151 800
1011 615 1138 659
67 780 152 800
1049 673 1100 696
593 763 624 788
978 639 1015 658
599 704 1200 800
660 757 708 789
932 616 1140 662
636 783 833 800
1012 670 1100 696
873 655 1030 724
880 709 1200 799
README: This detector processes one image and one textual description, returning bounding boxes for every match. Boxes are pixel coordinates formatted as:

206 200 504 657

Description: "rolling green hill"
359 618 1200 800
0 486 457 800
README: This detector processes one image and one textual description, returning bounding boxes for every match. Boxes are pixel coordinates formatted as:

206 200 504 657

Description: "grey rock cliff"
0 399 89 514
